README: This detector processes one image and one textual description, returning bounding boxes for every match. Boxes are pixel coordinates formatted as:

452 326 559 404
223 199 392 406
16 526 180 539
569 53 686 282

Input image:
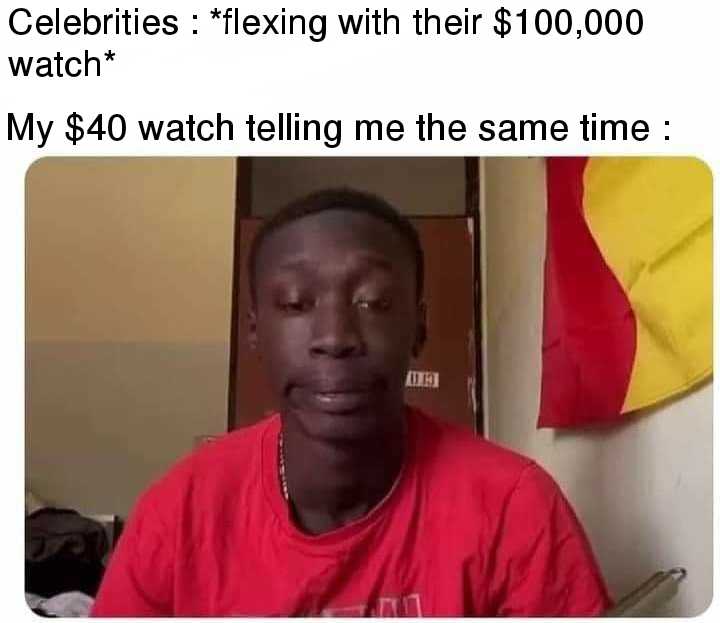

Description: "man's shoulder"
138 414 277 512
189 414 277 468
411 408 542 495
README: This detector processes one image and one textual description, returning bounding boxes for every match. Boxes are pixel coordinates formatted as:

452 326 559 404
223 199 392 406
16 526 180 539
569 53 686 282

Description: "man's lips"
293 386 376 414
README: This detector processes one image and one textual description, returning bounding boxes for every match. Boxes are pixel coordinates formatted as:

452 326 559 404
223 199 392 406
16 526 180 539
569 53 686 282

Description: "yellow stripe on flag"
582 157 712 412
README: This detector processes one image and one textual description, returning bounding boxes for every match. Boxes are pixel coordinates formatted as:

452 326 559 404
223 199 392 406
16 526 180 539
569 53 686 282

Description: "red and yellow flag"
539 157 712 428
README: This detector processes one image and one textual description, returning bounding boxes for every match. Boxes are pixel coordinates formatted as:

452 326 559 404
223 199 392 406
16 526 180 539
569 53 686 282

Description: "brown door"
230 217 477 431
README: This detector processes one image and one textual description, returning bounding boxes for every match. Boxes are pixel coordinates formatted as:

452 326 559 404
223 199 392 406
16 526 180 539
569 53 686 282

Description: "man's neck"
280 416 406 535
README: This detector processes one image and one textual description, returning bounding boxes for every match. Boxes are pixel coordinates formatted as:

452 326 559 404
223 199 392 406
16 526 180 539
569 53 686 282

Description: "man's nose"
309 300 364 358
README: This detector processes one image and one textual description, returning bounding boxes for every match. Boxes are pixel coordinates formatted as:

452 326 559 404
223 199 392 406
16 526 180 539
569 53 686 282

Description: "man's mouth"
289 383 377 414
308 388 374 413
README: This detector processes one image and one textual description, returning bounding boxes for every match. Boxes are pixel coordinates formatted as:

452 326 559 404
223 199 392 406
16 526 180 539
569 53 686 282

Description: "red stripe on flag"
538 157 636 428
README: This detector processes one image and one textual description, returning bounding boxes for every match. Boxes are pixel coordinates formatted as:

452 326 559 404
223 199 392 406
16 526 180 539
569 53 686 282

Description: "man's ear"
412 301 427 358
248 308 259 351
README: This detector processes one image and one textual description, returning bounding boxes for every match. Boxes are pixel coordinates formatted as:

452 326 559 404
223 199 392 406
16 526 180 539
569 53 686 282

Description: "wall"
252 157 464 215
481 157 713 616
26 158 235 516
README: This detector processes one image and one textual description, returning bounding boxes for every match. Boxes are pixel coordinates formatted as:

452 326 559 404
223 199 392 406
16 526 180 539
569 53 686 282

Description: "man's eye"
278 300 313 314
355 297 391 312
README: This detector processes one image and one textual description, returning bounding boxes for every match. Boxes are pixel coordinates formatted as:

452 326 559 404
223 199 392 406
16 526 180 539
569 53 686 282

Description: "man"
92 188 612 616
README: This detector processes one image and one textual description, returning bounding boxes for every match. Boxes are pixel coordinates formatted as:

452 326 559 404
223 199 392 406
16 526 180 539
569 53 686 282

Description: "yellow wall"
482 157 712 616
26 158 235 515
27 158 235 343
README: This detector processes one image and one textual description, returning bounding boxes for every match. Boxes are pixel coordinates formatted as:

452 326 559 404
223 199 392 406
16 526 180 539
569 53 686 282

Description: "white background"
3 0 718 619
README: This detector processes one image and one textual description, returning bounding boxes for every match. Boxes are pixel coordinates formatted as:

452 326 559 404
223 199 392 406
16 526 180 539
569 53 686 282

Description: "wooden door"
408 218 476 429
230 217 477 430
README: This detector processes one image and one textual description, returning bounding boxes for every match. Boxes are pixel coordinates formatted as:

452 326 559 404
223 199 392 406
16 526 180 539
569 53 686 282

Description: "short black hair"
248 188 424 303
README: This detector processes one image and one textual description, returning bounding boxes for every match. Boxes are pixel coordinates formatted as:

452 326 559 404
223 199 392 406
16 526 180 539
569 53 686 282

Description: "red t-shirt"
92 407 612 616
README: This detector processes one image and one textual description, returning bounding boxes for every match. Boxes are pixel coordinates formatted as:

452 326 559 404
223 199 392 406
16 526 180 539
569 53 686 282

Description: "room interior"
25 157 711 616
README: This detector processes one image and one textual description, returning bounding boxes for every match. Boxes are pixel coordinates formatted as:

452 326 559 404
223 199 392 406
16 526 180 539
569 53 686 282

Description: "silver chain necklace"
278 431 289 502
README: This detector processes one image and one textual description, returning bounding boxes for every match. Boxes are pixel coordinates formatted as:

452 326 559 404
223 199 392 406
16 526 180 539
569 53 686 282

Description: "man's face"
250 209 425 444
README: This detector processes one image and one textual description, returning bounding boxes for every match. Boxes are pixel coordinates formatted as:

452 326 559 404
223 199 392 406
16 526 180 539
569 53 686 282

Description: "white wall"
482 157 712 616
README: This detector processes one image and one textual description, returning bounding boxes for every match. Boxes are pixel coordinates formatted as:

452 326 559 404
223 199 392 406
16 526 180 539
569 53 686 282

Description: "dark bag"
26 508 109 597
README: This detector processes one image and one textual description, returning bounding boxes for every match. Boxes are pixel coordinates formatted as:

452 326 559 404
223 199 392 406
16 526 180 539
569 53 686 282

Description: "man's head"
248 188 426 444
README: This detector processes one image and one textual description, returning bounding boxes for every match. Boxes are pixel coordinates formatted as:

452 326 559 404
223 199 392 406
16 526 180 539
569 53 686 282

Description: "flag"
539 157 712 428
